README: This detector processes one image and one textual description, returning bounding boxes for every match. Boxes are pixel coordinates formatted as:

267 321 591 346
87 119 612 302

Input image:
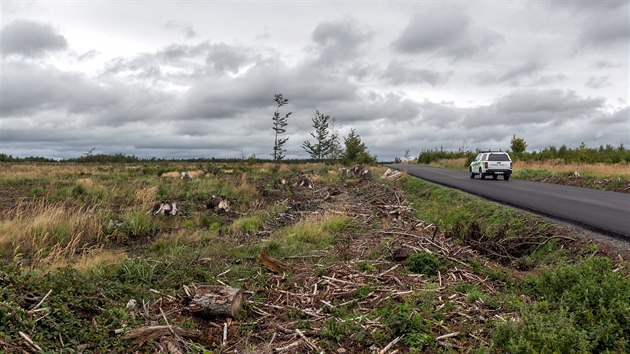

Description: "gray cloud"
585 76 609 89
479 60 545 85
463 89 605 128
0 62 117 117
1 20 68 57
529 74 568 86
393 8 502 60
594 60 621 69
165 20 197 39
382 61 451 86
205 43 251 74
311 18 372 67
578 7 629 48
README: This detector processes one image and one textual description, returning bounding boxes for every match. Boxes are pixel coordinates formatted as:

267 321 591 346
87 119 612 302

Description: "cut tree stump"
258 248 290 274
188 285 243 319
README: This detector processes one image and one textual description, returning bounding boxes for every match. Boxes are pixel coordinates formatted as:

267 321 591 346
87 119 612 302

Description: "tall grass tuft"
0 202 103 264
135 186 158 207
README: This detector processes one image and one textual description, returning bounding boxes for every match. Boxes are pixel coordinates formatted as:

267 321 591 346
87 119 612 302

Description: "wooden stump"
188 285 243 318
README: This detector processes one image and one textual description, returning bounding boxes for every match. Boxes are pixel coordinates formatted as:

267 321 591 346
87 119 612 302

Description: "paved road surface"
388 164 630 239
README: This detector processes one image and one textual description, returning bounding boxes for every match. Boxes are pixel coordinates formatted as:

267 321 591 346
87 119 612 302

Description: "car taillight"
484 162 488 169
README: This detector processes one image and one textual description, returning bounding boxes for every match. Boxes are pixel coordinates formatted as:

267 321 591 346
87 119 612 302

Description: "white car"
469 151 512 180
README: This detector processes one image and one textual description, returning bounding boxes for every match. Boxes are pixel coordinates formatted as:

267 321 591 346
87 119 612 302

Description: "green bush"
406 252 439 275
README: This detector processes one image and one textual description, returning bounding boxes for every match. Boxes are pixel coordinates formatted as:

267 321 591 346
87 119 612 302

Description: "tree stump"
188 285 243 319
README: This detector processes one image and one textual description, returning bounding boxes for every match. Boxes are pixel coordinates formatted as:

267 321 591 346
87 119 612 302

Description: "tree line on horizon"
415 135 629 165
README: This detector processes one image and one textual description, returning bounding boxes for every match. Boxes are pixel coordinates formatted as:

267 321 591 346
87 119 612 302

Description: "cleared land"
0 162 628 353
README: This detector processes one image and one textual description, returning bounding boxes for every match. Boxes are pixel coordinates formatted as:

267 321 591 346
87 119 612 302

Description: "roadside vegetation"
0 161 628 352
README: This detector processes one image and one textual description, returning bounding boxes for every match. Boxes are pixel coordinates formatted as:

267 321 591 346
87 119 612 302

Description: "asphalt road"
388 164 630 239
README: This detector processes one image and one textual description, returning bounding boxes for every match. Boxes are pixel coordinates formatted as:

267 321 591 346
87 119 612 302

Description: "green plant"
122 210 156 237
406 252 439 275
495 257 630 353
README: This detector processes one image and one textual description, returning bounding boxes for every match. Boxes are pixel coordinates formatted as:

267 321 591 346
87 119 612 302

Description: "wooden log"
188 285 243 318
258 248 290 274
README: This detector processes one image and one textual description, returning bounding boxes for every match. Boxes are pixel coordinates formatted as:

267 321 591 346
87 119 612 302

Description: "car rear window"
489 154 510 161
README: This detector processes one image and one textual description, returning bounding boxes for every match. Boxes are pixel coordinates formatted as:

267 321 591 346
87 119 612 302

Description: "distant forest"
417 143 629 165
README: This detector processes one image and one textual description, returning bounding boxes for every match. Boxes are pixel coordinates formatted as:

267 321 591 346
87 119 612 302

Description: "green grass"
494 256 629 353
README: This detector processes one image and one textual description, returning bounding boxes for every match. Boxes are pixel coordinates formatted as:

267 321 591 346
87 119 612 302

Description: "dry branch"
259 248 290 274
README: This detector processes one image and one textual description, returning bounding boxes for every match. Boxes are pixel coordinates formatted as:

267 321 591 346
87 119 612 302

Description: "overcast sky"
1 1 628 160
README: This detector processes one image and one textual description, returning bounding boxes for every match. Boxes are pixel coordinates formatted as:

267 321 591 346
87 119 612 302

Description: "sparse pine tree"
271 93 292 161
510 134 527 154
302 110 333 160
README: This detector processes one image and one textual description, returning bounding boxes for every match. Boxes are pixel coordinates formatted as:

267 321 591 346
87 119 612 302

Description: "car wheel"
492 174 498 180
504 174 510 181
470 168 475 179
479 168 485 180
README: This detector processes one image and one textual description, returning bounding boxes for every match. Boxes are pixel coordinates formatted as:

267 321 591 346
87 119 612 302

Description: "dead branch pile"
447 221 576 266
123 180 534 352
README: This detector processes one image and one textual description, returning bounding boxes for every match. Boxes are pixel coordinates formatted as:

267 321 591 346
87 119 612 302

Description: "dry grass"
73 249 127 272
514 161 630 177
76 178 95 188
238 173 259 197
0 163 101 178
429 158 469 170
0 202 104 263
135 186 158 207
47 248 127 272
160 171 181 178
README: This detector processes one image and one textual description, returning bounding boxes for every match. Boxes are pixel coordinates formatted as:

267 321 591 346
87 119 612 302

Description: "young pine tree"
271 94 292 161
302 110 333 160
342 129 374 164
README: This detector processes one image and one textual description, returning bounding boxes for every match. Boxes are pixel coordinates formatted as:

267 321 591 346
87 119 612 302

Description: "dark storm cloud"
1 20 67 57
585 76 609 89
478 60 545 85
311 18 372 66
392 8 502 60
382 61 451 86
